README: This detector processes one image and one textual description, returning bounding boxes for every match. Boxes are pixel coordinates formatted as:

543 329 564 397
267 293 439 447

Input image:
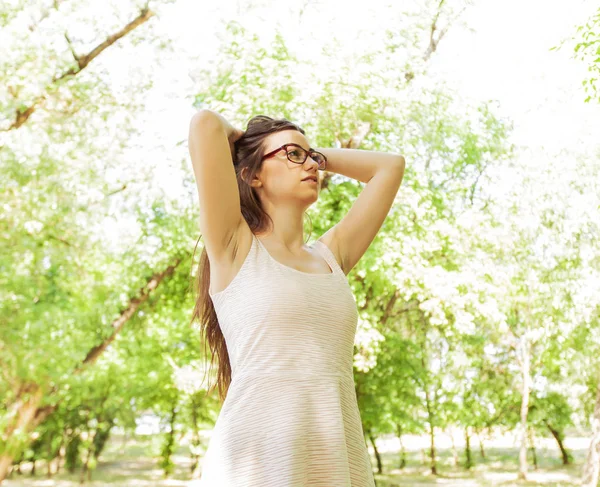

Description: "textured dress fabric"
196 232 376 487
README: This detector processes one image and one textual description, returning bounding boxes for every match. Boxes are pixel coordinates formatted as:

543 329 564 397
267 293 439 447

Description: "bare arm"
316 148 405 275
188 110 245 261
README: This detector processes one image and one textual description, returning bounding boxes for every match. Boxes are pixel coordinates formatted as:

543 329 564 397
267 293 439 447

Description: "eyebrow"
289 143 312 151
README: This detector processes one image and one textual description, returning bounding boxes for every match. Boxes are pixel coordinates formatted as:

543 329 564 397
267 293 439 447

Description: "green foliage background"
1 0 599 484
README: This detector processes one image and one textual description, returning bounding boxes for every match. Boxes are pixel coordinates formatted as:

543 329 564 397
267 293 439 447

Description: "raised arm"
316 148 405 275
188 110 244 262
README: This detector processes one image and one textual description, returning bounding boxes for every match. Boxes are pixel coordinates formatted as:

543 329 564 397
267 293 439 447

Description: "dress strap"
312 239 345 276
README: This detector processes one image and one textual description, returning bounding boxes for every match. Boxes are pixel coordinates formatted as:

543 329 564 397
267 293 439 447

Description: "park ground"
3 431 591 486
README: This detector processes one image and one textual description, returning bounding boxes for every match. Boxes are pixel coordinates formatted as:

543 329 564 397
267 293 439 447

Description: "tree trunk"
55 434 66 474
0 384 44 482
190 395 202 478
424 387 437 475
449 429 459 467
398 436 406 469
464 426 473 470
367 430 382 474
477 429 486 459
581 375 600 487
159 405 178 478
429 425 437 475
528 427 537 470
396 424 406 469
418 335 437 476
545 420 571 465
46 439 53 478
79 432 95 486
92 418 114 460
518 338 531 481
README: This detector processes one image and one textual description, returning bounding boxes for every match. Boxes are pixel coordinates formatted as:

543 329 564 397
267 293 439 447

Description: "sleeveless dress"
197 232 376 487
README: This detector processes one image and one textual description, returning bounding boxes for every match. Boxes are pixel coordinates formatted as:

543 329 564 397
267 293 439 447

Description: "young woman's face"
253 130 322 206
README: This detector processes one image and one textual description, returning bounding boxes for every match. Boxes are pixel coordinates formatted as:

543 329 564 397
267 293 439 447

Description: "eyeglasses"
261 143 327 170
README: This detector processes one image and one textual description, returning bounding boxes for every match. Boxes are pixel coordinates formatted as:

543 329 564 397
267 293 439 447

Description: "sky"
111 0 600 203
427 0 600 152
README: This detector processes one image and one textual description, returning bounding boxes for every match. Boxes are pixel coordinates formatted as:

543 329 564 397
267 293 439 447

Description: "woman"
188 109 405 486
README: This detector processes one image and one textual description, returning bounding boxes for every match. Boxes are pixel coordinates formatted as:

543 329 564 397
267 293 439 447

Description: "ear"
241 166 262 188
250 175 263 188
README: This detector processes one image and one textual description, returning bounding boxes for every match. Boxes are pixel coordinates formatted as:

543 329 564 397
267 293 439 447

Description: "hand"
228 128 244 158
198 109 244 159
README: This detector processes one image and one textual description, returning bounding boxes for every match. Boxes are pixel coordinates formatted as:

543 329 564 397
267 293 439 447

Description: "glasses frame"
261 143 327 170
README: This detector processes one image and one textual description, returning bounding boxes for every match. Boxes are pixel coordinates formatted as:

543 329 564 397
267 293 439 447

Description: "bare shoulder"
208 218 255 295
316 226 347 276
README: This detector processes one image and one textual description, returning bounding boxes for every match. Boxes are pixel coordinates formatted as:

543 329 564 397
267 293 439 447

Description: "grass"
3 432 591 486
370 433 588 487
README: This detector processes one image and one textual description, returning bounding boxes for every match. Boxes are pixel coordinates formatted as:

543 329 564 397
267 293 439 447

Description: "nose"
305 154 320 170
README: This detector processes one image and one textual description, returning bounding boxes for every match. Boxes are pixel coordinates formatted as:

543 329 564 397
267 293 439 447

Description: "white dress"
198 232 376 487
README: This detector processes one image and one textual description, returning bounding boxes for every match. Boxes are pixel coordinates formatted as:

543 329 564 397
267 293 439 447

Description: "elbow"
190 110 218 130
392 154 406 170
393 155 405 181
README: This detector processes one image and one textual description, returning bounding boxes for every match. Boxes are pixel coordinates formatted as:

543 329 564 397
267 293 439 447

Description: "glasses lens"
311 152 326 169
287 147 306 163
286 146 326 169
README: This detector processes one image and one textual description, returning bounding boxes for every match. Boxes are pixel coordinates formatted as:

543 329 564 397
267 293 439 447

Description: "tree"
0 1 183 481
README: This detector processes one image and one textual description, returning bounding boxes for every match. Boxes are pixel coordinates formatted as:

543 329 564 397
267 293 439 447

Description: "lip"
302 179 317 184
302 176 318 183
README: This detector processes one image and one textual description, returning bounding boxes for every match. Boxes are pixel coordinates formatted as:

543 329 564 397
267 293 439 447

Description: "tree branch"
3 6 155 131
75 255 183 372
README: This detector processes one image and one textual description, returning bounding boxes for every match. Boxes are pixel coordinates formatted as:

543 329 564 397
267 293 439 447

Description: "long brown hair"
190 115 312 403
